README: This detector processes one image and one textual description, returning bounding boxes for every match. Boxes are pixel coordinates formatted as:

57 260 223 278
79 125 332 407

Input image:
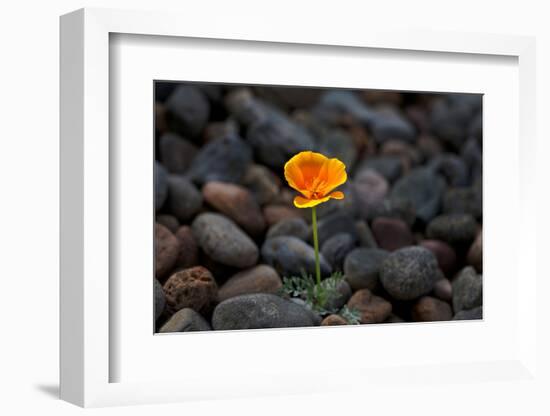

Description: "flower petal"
284 151 328 193
293 195 331 208
321 158 348 194
328 191 345 200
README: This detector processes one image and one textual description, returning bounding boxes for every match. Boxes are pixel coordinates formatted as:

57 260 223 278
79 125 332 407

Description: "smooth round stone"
313 90 374 125
346 289 392 324
187 133 252 185
165 85 210 138
246 115 315 169
261 236 331 278
266 217 310 241
315 213 358 245
174 226 199 269
166 175 203 223
467 231 482 272
159 308 212 333
321 314 348 326
154 279 166 321
358 156 402 183
452 266 482 313
390 167 446 224
155 223 180 280
371 217 414 252
355 220 378 248
324 280 353 312
156 214 179 233
419 239 457 276
426 214 477 246
192 213 259 268
380 140 421 171
353 169 389 218
217 265 282 302
202 181 266 237
428 154 469 187
263 204 302 226
163 266 218 315
433 277 453 303
430 96 479 150
344 248 389 291
442 187 482 219
155 161 168 211
241 164 281 206
412 296 453 322
369 111 416 144
367 196 416 227
321 233 356 271
225 88 272 127
380 246 439 301
212 294 321 330
461 137 482 182
158 132 198 174
314 128 357 169
453 306 483 321
417 135 443 160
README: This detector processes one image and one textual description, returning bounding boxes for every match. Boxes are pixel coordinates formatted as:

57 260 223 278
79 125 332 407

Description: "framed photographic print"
60 7 539 408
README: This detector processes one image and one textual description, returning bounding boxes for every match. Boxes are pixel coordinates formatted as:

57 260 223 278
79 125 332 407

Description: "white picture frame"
60 7 538 408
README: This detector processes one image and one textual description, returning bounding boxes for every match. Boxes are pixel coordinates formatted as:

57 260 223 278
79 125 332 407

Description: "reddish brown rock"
155 223 180 280
467 231 482 272
263 204 302 226
412 296 453 322
218 265 282 302
371 217 414 251
202 181 266 237
163 266 218 315
420 239 457 276
321 315 348 326
346 289 392 324
174 226 199 269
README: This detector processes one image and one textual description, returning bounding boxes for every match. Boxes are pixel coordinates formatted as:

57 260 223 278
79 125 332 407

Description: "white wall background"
0 0 548 414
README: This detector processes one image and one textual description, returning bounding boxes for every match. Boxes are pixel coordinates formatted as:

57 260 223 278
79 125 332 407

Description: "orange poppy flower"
284 151 347 208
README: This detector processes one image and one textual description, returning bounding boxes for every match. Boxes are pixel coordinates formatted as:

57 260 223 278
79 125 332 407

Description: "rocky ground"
154 83 483 332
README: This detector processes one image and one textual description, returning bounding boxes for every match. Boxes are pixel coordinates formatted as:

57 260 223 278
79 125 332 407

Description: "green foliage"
339 305 362 325
280 271 361 323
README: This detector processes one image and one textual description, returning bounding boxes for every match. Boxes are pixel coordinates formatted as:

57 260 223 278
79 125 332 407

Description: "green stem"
311 206 321 287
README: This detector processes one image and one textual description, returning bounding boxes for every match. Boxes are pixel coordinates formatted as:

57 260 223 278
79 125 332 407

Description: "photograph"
153 82 483 333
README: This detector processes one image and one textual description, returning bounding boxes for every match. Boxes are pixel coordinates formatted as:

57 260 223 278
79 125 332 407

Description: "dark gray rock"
166 175 203 222
452 266 482 313
313 90 374 125
165 85 210 138
461 138 482 184
353 169 389 217
453 306 483 321
159 308 212 332
246 114 316 169
428 153 469 187
344 248 389 291
380 246 439 301
158 132 198 174
315 213 358 245
355 220 378 248
366 197 416 227
266 217 310 241
369 111 416 144
314 128 357 169
442 187 482 219
358 156 402 183
155 161 168 211
212 294 321 330
426 214 478 246
261 236 331 278
191 213 259 268
187 133 252 185
154 279 165 321
390 167 446 224
321 233 356 271
324 280 353 312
